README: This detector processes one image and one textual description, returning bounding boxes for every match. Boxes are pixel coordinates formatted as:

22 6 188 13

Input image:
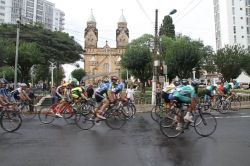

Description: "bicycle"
0 104 22 132
17 100 37 119
160 103 217 138
202 95 230 114
38 100 76 124
228 93 241 111
75 101 127 130
118 99 136 120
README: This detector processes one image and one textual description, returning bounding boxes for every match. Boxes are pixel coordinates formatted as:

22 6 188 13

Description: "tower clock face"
121 30 124 34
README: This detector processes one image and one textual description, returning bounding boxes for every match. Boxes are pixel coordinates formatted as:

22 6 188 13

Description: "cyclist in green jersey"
173 79 200 130
205 84 221 109
223 82 236 101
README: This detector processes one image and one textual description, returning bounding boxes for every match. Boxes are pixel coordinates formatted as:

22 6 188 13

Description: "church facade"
83 11 129 85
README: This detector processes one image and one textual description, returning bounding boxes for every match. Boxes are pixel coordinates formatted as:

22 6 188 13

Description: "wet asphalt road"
0 110 250 166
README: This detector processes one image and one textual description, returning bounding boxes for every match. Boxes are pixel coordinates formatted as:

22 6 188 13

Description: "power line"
173 0 195 20
135 0 153 23
174 0 203 24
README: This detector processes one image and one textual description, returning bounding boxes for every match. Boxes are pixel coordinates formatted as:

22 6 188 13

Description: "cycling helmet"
71 78 78 84
173 80 180 85
21 83 27 87
181 79 188 85
0 78 8 84
192 78 200 86
111 76 118 81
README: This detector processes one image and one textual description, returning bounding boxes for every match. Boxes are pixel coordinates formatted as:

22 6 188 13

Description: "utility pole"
14 8 21 89
152 9 158 105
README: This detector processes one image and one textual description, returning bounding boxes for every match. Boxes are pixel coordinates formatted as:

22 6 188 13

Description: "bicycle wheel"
150 105 165 122
160 118 182 138
122 105 134 119
131 104 136 115
75 110 95 130
194 113 217 137
0 110 22 132
105 109 126 129
63 107 76 124
231 99 241 111
21 104 37 119
218 100 229 114
38 107 55 124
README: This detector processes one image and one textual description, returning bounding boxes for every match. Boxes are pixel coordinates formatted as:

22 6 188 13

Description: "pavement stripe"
215 116 250 119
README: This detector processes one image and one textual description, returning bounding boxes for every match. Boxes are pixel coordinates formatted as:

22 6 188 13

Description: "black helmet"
192 78 200 86
173 81 180 85
182 79 188 85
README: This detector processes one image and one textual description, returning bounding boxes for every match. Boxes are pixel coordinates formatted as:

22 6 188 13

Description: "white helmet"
21 83 27 87
192 78 200 86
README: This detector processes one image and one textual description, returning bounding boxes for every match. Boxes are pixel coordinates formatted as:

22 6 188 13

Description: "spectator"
50 85 57 105
156 84 161 104
86 84 94 99
126 85 135 104
43 82 47 91
27 85 36 112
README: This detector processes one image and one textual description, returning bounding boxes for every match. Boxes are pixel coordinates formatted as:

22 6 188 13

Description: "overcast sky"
49 0 215 80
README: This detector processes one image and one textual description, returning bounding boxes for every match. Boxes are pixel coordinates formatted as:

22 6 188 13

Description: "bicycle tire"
0 110 22 132
160 118 182 138
75 110 95 130
231 99 241 111
150 104 165 123
122 105 134 119
218 100 230 114
63 107 76 124
21 104 37 119
105 108 126 129
194 113 217 137
38 107 55 124
131 104 136 115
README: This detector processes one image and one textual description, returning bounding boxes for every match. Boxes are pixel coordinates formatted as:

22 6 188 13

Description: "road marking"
215 115 250 119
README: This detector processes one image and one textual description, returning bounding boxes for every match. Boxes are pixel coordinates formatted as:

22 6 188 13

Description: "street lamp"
49 61 56 87
192 68 196 79
14 18 20 89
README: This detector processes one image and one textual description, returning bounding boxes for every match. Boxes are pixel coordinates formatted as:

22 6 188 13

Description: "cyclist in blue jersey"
94 76 118 119
111 80 127 102
12 83 31 102
0 78 12 103
173 79 200 130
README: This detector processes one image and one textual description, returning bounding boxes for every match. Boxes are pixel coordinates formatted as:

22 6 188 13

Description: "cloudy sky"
49 0 215 80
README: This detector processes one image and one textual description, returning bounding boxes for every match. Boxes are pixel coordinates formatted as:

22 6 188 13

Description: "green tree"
71 68 86 82
159 15 175 39
213 45 249 82
164 37 205 79
120 34 153 93
121 69 131 80
3 42 43 84
0 39 5 67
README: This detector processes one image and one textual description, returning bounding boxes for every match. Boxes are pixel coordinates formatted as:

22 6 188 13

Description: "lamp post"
14 18 20 89
105 40 112 80
152 9 177 105
192 68 196 79
2 70 5 79
49 62 56 87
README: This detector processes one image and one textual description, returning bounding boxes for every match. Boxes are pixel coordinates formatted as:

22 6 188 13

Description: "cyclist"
161 83 175 117
55 79 77 118
0 78 12 103
205 83 221 109
181 79 189 86
111 78 127 102
223 82 236 101
94 76 118 120
173 79 200 131
12 83 31 102
71 82 88 105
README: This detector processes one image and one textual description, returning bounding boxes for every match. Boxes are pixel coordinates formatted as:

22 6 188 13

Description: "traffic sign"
159 76 165 82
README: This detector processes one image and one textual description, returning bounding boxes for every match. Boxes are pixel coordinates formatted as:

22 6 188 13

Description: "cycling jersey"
112 83 124 94
206 84 217 91
71 87 87 99
173 85 196 104
56 85 65 99
0 88 10 98
12 88 26 100
223 83 233 95
95 82 111 95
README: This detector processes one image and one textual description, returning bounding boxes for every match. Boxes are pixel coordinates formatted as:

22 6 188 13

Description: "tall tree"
71 68 86 82
159 15 175 39
120 34 153 93
0 39 5 67
3 42 43 84
164 37 205 79
213 45 249 82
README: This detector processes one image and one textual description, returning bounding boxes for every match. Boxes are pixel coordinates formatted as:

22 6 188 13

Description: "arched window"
103 63 109 71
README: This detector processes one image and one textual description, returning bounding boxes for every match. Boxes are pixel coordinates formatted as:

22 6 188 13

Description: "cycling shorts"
205 89 214 97
95 92 108 104
161 91 170 103
223 88 232 95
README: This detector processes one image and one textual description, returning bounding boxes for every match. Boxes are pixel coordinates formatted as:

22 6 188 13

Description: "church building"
83 11 129 85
